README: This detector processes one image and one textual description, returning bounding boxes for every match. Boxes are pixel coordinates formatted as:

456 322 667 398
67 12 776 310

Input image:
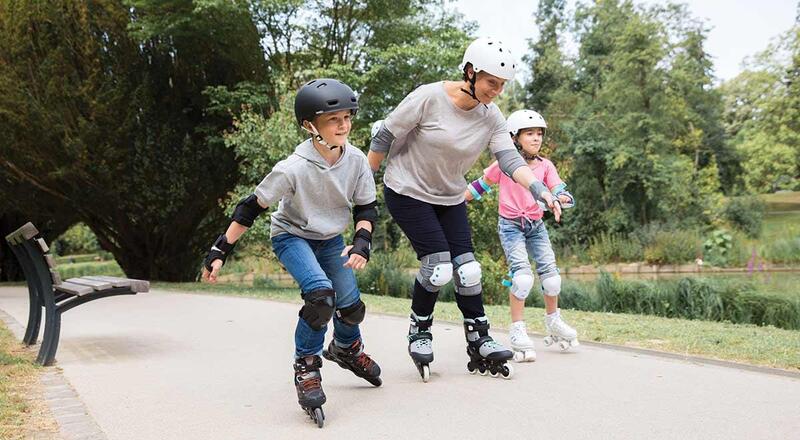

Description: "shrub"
644 229 701 264
52 223 100 256
722 196 765 238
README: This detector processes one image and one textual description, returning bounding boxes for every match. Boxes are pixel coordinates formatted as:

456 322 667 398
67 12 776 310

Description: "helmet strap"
513 137 541 161
460 68 486 108
304 122 341 150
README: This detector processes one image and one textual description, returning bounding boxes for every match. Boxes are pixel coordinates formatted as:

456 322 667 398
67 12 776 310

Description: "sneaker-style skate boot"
464 317 514 379
543 309 579 351
509 321 536 362
293 355 326 428
407 312 434 382
323 339 382 387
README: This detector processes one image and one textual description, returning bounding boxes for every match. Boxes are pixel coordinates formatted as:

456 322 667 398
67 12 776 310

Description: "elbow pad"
369 123 395 153
495 149 527 178
232 194 267 227
353 200 378 227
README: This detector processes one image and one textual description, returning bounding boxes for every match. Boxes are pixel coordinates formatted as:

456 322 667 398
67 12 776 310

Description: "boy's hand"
202 259 223 283
341 246 368 270
342 228 371 270
464 189 474 202
558 193 572 204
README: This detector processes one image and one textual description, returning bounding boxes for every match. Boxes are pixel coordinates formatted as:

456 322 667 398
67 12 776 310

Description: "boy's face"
514 127 543 156
307 109 352 146
472 70 506 105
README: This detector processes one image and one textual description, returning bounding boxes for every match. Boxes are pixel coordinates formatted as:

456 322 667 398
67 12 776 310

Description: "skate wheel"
368 377 383 387
479 366 488 376
512 351 525 363
543 336 553 347
422 365 430 382
558 340 570 351
313 407 324 428
467 364 477 375
501 363 514 379
571 339 580 348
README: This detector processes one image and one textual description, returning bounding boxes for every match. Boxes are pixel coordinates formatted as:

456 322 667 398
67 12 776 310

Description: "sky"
452 0 798 82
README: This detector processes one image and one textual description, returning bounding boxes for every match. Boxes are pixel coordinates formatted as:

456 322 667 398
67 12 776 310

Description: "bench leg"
23 284 43 345
36 304 61 367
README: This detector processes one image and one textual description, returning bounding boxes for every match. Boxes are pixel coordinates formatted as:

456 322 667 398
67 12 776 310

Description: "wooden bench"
4 222 149 365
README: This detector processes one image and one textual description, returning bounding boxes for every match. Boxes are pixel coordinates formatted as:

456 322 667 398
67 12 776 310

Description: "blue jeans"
271 233 362 358
497 217 559 284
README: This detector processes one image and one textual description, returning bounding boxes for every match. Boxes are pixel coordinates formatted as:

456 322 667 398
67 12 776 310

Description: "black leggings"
383 186 484 319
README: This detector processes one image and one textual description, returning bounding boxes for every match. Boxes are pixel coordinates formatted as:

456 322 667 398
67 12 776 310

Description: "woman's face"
515 127 544 156
472 71 506 104
307 109 352 146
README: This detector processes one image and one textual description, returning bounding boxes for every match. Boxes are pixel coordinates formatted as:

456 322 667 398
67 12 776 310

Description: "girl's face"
472 71 506 104
515 127 544 156
306 109 352 146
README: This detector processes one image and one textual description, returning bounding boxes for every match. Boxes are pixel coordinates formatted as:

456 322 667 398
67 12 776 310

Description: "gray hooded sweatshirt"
254 139 376 240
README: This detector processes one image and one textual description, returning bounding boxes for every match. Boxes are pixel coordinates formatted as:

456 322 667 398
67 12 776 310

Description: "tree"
524 0 571 113
0 0 268 280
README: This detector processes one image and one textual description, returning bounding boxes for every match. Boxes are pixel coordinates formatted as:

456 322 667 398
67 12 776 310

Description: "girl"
466 109 578 362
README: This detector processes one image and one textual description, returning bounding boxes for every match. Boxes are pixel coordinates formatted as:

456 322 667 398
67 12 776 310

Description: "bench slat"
50 270 62 286
45 255 57 269
4 222 39 244
85 275 149 293
82 276 132 288
65 277 113 290
54 282 94 296
36 238 49 253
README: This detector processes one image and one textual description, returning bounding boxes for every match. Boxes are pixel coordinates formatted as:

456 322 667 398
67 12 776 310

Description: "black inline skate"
293 355 326 428
464 317 514 379
407 312 434 382
323 339 382 387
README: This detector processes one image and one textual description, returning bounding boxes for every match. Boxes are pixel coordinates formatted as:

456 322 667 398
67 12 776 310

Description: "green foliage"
587 232 644 263
57 261 125 279
763 236 800 264
596 273 800 330
52 224 100 256
703 229 733 266
0 0 268 281
643 229 701 265
722 196 765 237
354 249 416 298
721 25 800 193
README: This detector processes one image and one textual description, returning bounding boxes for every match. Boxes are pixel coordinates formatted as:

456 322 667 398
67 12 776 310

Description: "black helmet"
294 78 359 126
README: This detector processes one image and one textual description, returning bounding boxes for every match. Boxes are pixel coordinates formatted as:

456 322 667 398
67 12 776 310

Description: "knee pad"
453 252 482 296
416 251 453 292
511 271 534 301
336 300 366 326
299 289 336 330
541 274 561 297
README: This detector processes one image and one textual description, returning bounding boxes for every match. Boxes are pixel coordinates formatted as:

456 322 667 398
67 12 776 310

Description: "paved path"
1 286 798 440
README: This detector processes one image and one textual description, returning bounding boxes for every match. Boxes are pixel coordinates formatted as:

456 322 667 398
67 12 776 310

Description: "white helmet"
461 37 517 81
507 109 547 137
370 119 383 138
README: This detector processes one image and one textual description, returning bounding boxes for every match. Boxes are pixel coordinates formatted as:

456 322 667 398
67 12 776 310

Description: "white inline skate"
509 321 536 362
543 309 579 351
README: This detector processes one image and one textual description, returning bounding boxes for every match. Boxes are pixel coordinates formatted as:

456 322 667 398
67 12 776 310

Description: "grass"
0 322 51 440
156 282 800 372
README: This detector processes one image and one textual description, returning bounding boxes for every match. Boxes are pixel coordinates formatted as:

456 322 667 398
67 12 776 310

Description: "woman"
368 37 561 382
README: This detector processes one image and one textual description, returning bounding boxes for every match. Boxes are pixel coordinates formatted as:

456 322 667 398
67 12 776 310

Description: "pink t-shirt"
483 157 564 221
